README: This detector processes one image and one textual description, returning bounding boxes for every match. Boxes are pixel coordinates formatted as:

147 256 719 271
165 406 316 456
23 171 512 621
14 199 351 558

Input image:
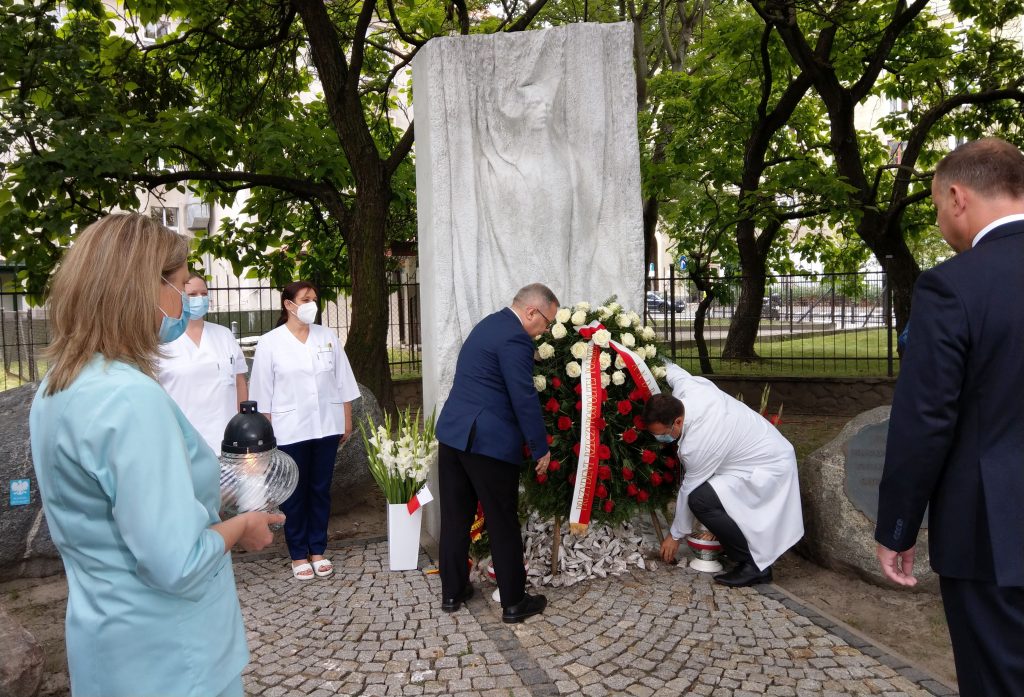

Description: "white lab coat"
666 363 804 570
157 321 247 454
248 324 360 446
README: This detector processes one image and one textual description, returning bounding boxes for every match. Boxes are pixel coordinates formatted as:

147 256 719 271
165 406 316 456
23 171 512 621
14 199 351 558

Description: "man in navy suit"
875 137 1024 696
436 283 558 623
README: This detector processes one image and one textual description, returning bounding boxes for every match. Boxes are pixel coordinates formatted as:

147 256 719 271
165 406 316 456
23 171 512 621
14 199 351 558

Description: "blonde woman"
29 213 283 697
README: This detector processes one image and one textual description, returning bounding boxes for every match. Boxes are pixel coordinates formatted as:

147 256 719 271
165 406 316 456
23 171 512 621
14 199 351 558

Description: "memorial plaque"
844 420 927 527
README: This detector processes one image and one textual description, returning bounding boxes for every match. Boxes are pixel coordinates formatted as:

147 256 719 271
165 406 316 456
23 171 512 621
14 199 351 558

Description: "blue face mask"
654 432 676 444
187 295 210 319
158 278 191 344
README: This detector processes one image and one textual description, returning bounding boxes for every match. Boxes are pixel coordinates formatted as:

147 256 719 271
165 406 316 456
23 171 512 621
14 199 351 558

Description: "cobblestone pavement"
235 538 957 697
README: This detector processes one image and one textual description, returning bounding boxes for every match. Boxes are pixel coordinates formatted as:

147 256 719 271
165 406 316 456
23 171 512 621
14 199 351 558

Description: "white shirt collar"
972 214 1024 247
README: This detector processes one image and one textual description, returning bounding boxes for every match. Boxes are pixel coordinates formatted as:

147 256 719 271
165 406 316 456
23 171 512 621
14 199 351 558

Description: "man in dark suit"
436 283 557 623
875 137 1024 696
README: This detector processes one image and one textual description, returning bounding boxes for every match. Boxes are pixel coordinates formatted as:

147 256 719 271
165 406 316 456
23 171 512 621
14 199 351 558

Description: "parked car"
646 291 686 314
762 294 782 321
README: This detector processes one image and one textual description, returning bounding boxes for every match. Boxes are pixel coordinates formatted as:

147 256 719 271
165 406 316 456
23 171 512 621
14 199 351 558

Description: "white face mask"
292 300 317 325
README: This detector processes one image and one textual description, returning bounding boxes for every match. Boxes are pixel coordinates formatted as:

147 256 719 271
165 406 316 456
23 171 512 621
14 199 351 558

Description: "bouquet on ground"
522 299 678 531
360 408 437 508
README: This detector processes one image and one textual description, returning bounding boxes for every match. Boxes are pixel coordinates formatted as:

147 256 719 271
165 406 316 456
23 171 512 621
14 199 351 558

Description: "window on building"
150 206 179 229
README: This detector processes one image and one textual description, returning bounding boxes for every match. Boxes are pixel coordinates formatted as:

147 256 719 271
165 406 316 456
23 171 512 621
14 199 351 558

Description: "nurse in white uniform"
644 362 803 587
158 275 248 454
249 281 360 580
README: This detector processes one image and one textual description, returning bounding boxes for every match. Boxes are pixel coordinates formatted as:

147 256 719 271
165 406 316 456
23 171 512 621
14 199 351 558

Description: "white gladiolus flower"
575 301 591 312
538 342 555 360
566 361 582 378
593 329 612 347
653 366 667 378
641 326 656 341
599 351 612 370
600 373 611 388
612 370 626 385
533 375 546 392
570 341 588 359
615 313 631 328
551 323 567 339
615 355 626 369
570 310 587 326
555 307 572 323
620 333 636 348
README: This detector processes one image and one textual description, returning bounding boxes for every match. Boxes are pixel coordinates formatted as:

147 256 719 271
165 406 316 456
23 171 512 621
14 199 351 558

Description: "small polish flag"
407 484 434 514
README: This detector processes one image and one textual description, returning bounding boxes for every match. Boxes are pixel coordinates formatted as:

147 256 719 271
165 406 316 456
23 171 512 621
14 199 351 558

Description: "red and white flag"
407 484 434 514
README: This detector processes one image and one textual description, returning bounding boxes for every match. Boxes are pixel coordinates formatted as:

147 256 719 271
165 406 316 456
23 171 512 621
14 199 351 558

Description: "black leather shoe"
441 585 474 612
713 562 772 587
501 593 547 624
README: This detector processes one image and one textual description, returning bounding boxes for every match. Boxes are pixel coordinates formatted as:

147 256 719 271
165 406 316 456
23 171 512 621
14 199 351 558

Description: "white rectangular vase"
387 504 423 571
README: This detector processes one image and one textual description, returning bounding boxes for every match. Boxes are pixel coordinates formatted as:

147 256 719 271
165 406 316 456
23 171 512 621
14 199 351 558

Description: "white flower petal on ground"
566 361 582 379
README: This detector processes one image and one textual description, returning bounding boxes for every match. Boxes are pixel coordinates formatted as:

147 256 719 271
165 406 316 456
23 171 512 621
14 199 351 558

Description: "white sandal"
311 558 334 578
291 562 314 581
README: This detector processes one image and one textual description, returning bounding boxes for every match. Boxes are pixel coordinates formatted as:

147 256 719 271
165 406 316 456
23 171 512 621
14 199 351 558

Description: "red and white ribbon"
407 484 434 514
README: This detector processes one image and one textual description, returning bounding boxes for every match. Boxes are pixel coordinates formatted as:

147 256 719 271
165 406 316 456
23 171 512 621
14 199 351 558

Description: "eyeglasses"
533 306 553 327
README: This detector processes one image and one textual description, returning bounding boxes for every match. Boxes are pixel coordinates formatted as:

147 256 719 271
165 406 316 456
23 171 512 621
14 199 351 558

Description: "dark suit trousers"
688 480 756 568
940 576 1024 696
439 443 526 608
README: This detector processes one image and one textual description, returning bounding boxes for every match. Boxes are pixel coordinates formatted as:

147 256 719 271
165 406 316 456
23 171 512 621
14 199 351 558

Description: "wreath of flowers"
520 300 680 526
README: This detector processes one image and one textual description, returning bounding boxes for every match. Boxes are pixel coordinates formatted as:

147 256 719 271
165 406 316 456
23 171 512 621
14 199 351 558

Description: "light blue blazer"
29 357 248 697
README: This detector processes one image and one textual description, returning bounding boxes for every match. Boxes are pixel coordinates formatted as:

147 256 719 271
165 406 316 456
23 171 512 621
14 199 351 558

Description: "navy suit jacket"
435 308 549 465
875 219 1024 585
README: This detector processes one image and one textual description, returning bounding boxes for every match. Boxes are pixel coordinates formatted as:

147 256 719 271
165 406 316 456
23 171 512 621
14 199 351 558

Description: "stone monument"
801 406 937 590
413 23 646 538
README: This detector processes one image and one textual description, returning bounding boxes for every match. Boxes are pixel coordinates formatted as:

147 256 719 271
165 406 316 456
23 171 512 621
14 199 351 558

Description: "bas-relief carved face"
522 86 552 131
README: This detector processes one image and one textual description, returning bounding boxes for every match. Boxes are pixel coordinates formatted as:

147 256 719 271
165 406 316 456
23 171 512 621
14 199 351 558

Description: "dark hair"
934 137 1024 199
642 394 684 427
276 280 318 327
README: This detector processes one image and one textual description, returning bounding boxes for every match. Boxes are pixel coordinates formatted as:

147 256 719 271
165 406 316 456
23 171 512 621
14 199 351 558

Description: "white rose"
566 361 582 379
570 341 588 359
555 308 572 324
599 351 612 370
533 375 546 392
615 355 626 369
615 313 631 328
653 366 667 378
647 344 658 359
600 373 611 388
597 305 612 320
620 332 636 348
641 326 656 341
629 311 642 328
612 370 625 385
608 302 621 313
575 301 591 312
593 329 612 347
551 322 568 339
537 342 555 360
570 310 587 326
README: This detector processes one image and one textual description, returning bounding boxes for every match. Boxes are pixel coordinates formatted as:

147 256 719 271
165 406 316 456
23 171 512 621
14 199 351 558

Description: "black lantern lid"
221 400 277 454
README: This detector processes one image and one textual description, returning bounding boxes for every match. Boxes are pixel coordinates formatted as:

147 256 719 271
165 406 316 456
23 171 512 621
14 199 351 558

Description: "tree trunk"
692 292 716 374
867 225 919 335
721 272 767 360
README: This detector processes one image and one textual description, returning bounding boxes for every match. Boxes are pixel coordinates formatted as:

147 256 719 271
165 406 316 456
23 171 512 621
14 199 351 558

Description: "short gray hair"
512 283 559 308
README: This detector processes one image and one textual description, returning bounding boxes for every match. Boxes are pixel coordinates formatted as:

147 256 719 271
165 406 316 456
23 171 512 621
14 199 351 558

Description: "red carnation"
641 449 657 465
601 388 609 402
536 473 548 484
574 384 582 395
629 388 643 401
552 377 562 389
548 459 561 472
557 416 572 431
637 489 650 502
573 443 581 456
595 417 607 430
633 415 647 430
596 484 608 499
663 455 678 469
575 401 582 411
622 428 638 444
617 400 632 415
603 499 615 513
663 471 674 483
622 467 634 481
545 398 560 413
650 472 664 487
597 444 611 460
627 483 639 497
547 434 554 445
597 465 612 480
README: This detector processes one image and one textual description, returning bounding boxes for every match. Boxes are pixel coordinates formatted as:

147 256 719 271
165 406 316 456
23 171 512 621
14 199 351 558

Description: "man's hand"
660 535 680 563
535 452 551 475
876 543 918 587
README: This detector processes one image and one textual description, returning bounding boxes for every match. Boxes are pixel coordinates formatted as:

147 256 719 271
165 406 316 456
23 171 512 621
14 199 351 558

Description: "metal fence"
645 268 899 377
0 269 899 393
